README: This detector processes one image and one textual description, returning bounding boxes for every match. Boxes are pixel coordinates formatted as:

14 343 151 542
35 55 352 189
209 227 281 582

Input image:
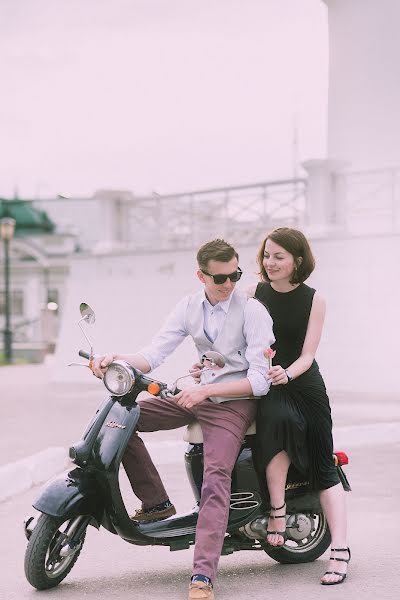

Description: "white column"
322 0 400 170
93 190 134 251
302 159 347 235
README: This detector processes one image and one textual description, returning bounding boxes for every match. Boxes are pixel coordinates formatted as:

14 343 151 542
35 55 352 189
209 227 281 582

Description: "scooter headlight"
103 361 135 396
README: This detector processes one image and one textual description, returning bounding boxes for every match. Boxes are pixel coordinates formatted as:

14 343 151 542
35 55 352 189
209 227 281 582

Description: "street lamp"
1 217 16 363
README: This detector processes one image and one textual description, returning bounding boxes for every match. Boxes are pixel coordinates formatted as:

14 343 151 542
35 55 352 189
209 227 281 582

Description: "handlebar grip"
79 350 90 360
163 387 181 399
169 388 181 396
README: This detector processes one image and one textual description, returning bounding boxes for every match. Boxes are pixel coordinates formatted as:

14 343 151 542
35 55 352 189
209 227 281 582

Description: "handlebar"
77 349 182 397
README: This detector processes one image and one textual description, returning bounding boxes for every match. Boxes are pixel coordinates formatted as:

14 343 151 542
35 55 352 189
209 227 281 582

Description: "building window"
0 290 24 316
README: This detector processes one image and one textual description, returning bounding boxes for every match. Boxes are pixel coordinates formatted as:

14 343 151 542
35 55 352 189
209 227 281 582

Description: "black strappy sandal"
321 547 351 585
266 502 287 546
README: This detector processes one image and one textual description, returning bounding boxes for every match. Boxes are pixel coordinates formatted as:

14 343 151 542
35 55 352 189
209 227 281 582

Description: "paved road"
0 363 189 466
1 442 399 600
1 363 400 599
1 362 399 465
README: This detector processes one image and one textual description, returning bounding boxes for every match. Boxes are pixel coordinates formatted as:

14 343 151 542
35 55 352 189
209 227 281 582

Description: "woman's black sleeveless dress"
254 282 339 491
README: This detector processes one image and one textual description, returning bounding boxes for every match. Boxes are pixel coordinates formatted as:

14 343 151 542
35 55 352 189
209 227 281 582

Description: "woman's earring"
293 263 298 281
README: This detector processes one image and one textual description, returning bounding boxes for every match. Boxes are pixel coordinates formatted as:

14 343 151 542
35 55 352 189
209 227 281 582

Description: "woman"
247 227 350 586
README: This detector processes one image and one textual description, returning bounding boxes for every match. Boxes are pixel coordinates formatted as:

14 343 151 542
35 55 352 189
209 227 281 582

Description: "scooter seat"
183 420 256 443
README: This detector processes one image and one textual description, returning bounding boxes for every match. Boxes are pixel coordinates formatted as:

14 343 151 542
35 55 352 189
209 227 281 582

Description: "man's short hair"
197 239 239 271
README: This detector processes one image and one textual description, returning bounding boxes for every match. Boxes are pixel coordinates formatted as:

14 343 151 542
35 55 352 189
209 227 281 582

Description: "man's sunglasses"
201 267 243 285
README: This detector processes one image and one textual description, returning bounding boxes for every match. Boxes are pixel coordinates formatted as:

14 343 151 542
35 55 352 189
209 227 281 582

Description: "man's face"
197 257 239 305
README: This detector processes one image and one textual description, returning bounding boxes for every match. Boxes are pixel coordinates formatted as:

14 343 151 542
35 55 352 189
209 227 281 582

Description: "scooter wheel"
24 513 87 590
263 511 331 564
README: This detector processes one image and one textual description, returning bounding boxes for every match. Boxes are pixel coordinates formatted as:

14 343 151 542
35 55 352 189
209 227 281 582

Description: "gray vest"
185 289 257 403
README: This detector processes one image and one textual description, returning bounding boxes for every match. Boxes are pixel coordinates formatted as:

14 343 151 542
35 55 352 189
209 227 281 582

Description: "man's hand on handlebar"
174 385 209 409
92 354 116 378
189 361 203 384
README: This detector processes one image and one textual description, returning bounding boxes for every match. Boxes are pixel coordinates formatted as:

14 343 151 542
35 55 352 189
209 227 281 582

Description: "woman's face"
263 238 297 282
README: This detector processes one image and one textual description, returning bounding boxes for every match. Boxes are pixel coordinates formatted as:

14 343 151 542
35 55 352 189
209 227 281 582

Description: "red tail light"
334 451 349 466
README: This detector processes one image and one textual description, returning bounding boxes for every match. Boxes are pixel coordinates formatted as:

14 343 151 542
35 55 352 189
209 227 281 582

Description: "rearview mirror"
201 351 225 370
79 302 95 324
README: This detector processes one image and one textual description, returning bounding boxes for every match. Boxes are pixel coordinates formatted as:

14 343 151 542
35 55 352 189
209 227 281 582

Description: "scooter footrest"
169 539 191 551
221 544 235 555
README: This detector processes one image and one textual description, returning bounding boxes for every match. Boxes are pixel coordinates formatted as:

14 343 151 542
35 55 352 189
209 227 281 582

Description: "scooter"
23 303 351 590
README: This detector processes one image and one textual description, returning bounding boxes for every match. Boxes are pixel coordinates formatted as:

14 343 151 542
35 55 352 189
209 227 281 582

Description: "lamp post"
1 217 16 363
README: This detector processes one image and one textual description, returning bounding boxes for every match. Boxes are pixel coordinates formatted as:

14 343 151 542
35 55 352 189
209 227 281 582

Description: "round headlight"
103 361 135 396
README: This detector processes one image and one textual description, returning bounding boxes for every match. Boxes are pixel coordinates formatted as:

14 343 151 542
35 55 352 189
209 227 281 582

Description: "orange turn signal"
148 383 160 395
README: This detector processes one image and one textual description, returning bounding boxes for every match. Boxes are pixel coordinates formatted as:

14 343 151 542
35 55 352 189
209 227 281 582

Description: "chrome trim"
230 492 260 511
148 526 197 538
103 361 135 396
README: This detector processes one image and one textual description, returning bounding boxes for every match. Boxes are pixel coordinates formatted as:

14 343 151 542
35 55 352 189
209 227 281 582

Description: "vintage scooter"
24 303 351 590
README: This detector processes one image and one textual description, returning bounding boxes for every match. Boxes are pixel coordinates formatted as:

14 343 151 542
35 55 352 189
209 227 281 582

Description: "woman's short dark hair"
256 227 315 284
197 239 239 272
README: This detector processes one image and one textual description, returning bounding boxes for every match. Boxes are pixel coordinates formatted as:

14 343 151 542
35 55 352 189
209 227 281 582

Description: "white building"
2 0 399 393
0 199 77 362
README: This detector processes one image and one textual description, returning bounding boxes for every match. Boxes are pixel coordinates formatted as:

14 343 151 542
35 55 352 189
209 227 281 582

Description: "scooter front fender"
33 467 104 527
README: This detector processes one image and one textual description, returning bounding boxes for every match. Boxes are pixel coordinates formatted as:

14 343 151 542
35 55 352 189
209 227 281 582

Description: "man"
92 239 274 600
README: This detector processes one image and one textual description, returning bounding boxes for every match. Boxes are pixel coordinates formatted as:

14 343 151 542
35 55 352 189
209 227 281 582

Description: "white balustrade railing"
31 166 400 256
122 178 307 250
336 167 400 234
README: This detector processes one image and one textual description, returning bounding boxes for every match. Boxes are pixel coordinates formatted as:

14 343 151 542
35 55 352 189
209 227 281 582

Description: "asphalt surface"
1 363 399 599
1 443 399 600
1 362 399 465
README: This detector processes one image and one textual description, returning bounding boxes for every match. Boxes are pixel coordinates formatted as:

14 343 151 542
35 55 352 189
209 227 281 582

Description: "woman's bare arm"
286 293 326 378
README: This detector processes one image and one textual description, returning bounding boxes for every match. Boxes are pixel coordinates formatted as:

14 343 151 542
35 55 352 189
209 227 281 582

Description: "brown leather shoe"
188 581 215 600
130 504 176 522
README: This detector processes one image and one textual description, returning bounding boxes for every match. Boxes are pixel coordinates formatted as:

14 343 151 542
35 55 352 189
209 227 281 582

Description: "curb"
0 447 69 503
333 421 400 448
1 421 399 503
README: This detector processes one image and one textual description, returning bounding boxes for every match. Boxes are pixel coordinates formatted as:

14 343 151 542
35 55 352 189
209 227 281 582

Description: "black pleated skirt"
255 363 340 491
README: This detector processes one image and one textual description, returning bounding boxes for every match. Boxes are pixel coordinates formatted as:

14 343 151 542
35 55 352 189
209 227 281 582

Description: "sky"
0 0 328 198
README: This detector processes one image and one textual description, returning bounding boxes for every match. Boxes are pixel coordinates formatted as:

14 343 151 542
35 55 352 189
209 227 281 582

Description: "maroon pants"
122 395 256 582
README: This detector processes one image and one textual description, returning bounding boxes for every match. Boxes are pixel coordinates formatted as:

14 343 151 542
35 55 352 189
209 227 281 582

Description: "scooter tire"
263 512 331 564
24 513 87 590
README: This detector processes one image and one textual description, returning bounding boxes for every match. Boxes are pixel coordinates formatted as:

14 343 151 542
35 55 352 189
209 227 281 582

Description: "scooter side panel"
231 443 260 494
184 444 203 502
85 402 162 544
33 467 104 525
91 402 141 471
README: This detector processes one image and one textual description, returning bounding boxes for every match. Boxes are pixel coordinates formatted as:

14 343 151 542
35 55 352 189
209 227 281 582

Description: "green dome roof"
0 199 55 235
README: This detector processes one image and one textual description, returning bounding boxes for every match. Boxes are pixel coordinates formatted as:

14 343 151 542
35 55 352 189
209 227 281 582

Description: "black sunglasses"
201 267 243 285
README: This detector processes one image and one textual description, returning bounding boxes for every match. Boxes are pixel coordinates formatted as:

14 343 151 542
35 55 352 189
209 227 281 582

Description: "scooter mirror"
79 302 96 324
168 352 225 395
201 351 225 370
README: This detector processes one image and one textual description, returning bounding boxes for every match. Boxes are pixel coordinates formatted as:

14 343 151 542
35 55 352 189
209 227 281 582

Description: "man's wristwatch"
284 369 293 382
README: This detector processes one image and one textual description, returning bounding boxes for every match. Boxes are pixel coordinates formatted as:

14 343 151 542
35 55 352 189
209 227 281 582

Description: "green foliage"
0 353 30 366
